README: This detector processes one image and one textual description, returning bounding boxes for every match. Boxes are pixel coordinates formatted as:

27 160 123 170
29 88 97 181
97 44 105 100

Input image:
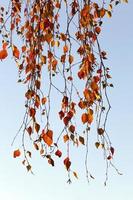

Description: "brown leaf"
73 171 78 179
69 125 75 133
35 123 40 133
95 142 100 148
79 136 85 145
97 128 104 135
48 158 54 166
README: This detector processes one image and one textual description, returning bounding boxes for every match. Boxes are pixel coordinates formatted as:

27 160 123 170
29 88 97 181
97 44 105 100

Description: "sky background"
0 1 133 200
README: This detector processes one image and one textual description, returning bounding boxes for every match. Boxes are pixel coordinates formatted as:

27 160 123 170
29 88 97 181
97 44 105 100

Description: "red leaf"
13 149 21 158
63 116 70 126
29 107 36 118
59 110 65 120
64 157 71 170
55 150 62 158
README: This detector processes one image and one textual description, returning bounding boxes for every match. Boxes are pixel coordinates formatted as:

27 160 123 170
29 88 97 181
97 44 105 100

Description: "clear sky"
0 1 133 200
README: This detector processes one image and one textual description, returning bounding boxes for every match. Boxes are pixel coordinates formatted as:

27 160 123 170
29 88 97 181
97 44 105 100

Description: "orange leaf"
81 113 88 124
41 97 47 105
88 109 93 124
2 42 8 49
13 149 21 158
42 129 53 146
95 26 101 34
22 45 26 52
91 81 99 91
63 134 69 143
73 171 78 179
0 49 8 60
13 45 20 59
69 55 74 64
63 45 68 53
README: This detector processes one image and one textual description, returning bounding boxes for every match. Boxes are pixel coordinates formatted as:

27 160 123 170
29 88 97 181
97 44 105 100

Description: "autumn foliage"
0 0 127 183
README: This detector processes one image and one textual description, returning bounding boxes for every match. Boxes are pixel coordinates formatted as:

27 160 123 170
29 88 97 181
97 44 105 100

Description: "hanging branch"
0 0 127 183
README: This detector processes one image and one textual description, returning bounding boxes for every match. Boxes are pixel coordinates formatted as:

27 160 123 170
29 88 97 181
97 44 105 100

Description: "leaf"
13 45 20 59
35 123 40 133
59 110 65 120
63 116 70 126
63 45 68 53
48 158 54 166
27 126 32 135
27 151 32 158
26 165 32 171
110 146 115 156
52 59 58 71
22 45 26 52
107 155 112 160
122 0 128 3
42 130 53 146
100 8 106 17
106 11 112 18
29 107 36 118
41 97 47 105
73 171 78 179
95 142 100 148
13 149 21 158
97 128 104 135
69 55 74 64
87 109 93 124
95 26 101 34
81 113 88 124
69 125 75 133
2 42 8 49
64 157 71 170
63 134 69 143
0 49 8 60
55 150 62 158
79 136 85 145
35 80 41 89
34 142 39 150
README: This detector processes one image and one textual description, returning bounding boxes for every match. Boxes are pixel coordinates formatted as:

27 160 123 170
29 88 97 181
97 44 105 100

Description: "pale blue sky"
0 1 133 200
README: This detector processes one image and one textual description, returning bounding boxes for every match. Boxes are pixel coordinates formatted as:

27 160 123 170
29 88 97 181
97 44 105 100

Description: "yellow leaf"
106 11 112 18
